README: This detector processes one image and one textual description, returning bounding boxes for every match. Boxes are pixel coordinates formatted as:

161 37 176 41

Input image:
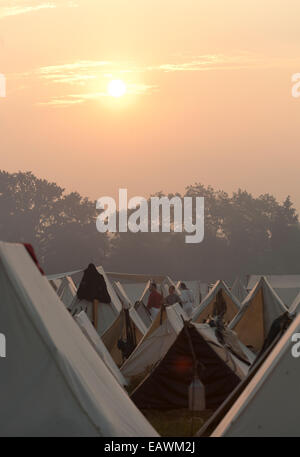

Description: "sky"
1 0 300 209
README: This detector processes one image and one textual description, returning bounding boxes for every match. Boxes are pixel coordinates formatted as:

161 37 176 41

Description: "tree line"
0 170 299 282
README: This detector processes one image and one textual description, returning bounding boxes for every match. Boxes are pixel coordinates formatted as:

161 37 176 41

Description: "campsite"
1 239 300 437
1 0 300 441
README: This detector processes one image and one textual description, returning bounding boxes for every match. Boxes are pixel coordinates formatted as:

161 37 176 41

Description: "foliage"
1 171 299 280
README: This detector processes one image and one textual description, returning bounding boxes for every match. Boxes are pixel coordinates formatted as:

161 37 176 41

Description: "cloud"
0 4 55 18
0 1 78 19
32 55 254 88
151 53 300 73
14 53 299 107
36 61 111 84
37 98 84 107
33 53 271 87
37 83 158 106
148 53 264 73
24 60 157 105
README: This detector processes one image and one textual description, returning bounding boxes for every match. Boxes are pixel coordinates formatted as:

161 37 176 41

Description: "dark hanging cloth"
117 309 137 360
212 290 227 319
76 263 111 303
253 311 294 365
23 243 45 275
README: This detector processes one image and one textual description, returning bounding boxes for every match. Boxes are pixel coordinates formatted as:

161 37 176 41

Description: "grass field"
141 409 213 437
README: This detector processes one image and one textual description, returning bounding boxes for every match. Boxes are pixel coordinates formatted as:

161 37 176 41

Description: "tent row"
47 266 300 437
46 262 262 429
191 276 289 354
247 274 300 308
51 267 294 372
3 240 299 437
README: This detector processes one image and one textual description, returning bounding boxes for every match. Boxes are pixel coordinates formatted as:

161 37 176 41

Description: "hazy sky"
1 0 300 209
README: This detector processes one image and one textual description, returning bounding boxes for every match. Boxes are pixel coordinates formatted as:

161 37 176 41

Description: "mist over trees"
1 170 300 282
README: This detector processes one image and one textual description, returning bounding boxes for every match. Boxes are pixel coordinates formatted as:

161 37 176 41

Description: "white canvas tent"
160 276 180 295
193 324 253 378
247 274 300 308
107 271 165 284
231 278 248 303
95 282 149 366
175 281 209 306
97 265 122 314
100 278 174 364
289 291 300 315
199 283 209 302
56 276 77 308
192 280 242 324
123 283 147 303
74 311 127 386
133 280 153 328
176 280 201 307
229 276 288 353
114 281 148 337
121 303 188 380
49 277 62 292
0 241 158 437
107 271 165 305
212 312 300 436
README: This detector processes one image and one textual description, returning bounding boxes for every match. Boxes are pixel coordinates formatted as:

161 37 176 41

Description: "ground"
141 409 213 437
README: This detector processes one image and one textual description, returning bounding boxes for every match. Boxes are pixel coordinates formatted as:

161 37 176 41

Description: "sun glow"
107 79 127 97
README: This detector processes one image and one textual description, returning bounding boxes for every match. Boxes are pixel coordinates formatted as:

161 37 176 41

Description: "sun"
107 79 127 98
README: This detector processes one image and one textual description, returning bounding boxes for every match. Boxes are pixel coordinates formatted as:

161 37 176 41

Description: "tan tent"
247 274 300 308
229 276 288 353
101 311 125 366
192 280 242 324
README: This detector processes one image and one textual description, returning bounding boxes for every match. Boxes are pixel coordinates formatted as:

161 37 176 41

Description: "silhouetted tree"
1 170 300 281
0 171 109 273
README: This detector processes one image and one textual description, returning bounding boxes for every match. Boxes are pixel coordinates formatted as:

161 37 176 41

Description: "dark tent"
131 324 243 411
